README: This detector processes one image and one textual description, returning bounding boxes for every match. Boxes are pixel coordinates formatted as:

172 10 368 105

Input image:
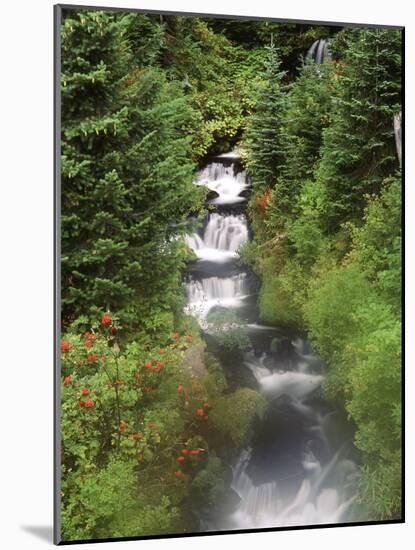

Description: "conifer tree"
60 10 203 332
316 28 401 230
271 59 333 216
245 41 286 191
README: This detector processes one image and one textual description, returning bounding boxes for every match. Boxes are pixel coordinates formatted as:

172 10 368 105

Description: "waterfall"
186 213 248 263
306 38 331 64
185 273 249 325
194 161 250 205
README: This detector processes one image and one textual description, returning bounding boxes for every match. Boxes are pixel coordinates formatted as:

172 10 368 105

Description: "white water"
185 273 249 326
186 213 248 263
219 346 358 530
226 448 356 529
194 161 249 205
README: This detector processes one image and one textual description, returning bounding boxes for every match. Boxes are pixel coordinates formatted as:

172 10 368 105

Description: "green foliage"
347 174 402 308
316 28 401 230
61 10 205 332
303 266 401 519
271 60 334 216
60 318 211 540
209 388 267 447
244 42 286 191
190 455 226 507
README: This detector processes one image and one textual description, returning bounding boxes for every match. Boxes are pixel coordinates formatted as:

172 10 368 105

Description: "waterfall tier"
186 213 248 263
194 161 249 205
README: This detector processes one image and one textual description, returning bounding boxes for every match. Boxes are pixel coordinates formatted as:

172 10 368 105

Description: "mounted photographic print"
54 4 404 544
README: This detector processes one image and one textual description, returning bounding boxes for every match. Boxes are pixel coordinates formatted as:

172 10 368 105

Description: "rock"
183 344 206 375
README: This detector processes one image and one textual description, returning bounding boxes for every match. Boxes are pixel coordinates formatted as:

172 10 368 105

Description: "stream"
184 152 360 530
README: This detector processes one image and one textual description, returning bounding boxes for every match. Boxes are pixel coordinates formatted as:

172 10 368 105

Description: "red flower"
85 340 92 348
130 433 142 440
190 449 200 456
181 449 188 455
102 356 107 363
81 388 90 396
115 379 124 385
154 360 163 373
175 470 182 478
63 376 71 385
80 399 94 408
196 408 204 417
144 362 153 370
159 348 166 354
101 313 111 326
110 325 117 333
177 456 185 463
174 332 180 341
87 353 98 362
332 59 337 65
61 340 70 353
177 384 184 393
119 420 127 433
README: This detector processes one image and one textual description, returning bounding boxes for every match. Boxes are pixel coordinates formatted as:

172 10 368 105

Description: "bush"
190 456 226 508
209 388 267 447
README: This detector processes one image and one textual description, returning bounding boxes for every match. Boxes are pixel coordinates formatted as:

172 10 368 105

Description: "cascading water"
185 213 248 263
194 160 250 205
184 153 359 530
306 38 331 64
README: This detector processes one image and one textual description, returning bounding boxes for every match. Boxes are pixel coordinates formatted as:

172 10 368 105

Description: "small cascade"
185 273 249 325
194 161 250 205
306 38 331 64
186 213 248 263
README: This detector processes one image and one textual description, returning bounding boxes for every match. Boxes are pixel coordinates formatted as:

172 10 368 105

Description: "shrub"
209 388 267 447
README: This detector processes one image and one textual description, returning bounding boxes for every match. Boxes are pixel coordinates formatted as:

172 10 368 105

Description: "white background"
0 0 412 548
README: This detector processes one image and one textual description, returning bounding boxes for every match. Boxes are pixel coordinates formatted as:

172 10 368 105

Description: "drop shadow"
21 525 54 543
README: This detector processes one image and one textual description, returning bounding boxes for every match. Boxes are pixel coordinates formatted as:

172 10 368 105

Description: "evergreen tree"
61 10 204 333
316 28 401 230
271 59 334 216
245 41 286 191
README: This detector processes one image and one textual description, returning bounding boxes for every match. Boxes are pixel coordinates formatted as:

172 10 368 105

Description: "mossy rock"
209 388 267 447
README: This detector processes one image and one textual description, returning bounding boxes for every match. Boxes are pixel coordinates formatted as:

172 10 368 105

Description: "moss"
190 456 226 508
209 388 267 447
258 255 303 327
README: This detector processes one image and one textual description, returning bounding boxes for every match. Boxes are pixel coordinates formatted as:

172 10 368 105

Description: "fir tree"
245 40 286 191
316 28 401 230
271 59 333 216
60 10 203 332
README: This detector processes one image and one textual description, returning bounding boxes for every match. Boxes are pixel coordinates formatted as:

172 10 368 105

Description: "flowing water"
184 153 359 530
306 38 331 64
